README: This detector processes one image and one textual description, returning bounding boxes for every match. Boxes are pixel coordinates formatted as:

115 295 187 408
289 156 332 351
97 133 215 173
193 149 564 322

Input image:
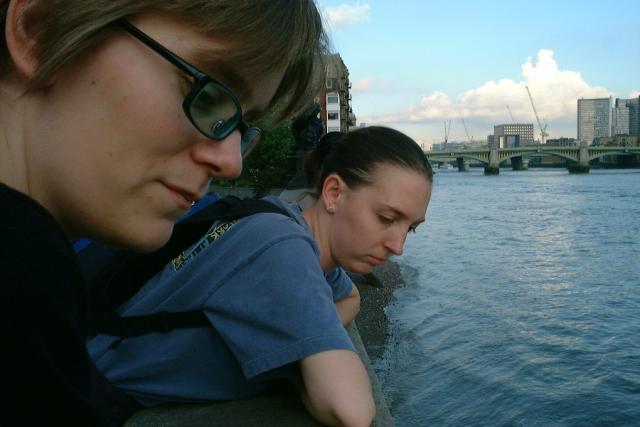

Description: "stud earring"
327 205 335 213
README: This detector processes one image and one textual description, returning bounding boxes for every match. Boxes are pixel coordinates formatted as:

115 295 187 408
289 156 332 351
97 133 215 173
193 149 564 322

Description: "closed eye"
378 214 394 225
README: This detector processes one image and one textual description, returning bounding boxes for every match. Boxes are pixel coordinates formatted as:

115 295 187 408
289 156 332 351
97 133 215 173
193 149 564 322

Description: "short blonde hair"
0 0 329 124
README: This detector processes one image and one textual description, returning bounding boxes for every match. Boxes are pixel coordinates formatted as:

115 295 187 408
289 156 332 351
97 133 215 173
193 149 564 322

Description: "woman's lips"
368 255 386 266
163 183 197 211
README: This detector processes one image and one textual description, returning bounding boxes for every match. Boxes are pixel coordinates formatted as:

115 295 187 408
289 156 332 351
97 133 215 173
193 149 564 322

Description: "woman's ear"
4 0 44 78
321 173 345 214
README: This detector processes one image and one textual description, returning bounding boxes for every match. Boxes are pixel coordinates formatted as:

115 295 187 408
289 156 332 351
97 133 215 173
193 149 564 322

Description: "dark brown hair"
0 0 329 124
304 126 433 197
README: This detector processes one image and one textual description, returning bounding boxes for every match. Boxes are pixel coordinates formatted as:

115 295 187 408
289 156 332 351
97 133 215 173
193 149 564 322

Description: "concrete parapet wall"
125 322 395 426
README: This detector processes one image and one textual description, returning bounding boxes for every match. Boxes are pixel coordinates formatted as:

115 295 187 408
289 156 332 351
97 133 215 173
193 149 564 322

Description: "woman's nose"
385 230 406 256
191 128 243 179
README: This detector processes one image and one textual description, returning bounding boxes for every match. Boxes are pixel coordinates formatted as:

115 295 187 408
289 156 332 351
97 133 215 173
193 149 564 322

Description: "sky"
319 0 640 148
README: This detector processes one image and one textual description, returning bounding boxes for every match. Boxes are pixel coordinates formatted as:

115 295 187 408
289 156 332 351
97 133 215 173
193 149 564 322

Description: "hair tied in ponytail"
316 131 342 160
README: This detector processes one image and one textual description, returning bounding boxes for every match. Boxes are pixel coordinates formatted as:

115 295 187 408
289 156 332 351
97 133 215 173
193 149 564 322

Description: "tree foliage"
215 122 295 196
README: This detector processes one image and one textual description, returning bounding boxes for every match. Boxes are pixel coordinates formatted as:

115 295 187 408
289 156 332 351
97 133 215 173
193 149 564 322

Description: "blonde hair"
0 0 329 123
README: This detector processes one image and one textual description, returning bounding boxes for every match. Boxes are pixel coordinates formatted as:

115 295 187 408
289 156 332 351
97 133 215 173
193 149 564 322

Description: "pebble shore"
354 261 405 361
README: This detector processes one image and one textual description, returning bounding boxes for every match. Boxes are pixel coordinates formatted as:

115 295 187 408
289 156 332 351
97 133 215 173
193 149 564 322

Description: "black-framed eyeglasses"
118 20 261 158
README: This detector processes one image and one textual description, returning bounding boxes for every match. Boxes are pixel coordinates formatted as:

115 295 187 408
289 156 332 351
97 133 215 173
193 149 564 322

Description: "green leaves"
214 122 295 197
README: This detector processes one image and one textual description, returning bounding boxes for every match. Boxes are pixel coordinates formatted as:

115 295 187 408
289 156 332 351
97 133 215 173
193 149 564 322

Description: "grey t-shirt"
88 196 355 406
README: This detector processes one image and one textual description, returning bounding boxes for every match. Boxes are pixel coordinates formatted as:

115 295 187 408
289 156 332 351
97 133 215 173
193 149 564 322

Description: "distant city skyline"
319 0 640 148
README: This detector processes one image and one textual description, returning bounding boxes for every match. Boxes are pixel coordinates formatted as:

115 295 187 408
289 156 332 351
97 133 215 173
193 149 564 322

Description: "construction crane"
443 120 451 148
525 85 548 145
506 105 516 124
460 117 473 145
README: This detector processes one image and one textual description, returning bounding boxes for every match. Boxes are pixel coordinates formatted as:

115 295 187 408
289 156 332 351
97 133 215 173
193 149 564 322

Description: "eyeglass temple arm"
117 19 205 79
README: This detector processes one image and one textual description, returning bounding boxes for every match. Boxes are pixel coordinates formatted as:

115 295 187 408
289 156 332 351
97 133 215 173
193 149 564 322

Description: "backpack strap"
89 196 293 340
92 311 210 349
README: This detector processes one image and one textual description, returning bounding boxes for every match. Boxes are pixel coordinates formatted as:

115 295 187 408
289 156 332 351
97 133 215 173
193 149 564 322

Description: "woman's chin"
96 223 173 252
349 261 375 275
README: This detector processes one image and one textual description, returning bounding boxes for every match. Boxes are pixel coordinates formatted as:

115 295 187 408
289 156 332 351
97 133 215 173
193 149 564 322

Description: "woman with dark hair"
89 126 433 426
0 0 328 424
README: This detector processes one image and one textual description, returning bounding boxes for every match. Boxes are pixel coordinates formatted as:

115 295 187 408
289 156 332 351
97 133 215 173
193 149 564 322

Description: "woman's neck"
0 92 29 195
302 203 336 272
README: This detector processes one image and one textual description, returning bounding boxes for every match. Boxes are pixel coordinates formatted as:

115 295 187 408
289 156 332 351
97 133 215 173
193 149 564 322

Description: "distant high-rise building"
612 99 630 135
577 97 611 144
493 123 534 147
612 96 640 136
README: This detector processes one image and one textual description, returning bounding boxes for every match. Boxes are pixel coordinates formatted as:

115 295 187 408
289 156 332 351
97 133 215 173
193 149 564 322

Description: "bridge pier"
568 164 590 173
456 157 470 172
485 146 500 175
511 156 529 171
568 141 590 173
484 166 499 175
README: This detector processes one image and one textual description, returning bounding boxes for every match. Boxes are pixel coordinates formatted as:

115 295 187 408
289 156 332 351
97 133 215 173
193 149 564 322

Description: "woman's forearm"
299 350 375 427
335 285 360 326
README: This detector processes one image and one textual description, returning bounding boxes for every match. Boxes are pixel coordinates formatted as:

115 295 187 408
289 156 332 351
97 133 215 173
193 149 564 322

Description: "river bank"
354 261 405 361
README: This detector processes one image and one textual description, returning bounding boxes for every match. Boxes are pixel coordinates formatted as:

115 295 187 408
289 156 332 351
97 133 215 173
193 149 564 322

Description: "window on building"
326 78 333 89
328 127 341 133
327 94 339 104
328 112 339 120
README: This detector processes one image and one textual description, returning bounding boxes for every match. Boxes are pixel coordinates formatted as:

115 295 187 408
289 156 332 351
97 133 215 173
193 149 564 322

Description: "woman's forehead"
354 164 431 217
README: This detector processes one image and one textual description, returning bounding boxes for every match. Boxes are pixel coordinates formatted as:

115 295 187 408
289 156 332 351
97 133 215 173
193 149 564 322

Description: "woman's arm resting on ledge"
298 349 375 427
335 284 360 326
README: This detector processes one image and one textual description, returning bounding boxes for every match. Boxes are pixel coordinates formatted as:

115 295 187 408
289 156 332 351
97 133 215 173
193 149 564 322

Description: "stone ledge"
125 322 394 427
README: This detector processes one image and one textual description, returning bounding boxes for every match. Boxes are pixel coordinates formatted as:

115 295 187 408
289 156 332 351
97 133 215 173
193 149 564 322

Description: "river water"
376 168 640 426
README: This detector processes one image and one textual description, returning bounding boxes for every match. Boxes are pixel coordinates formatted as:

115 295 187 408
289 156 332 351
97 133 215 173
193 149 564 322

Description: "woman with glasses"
0 0 328 425
89 127 434 426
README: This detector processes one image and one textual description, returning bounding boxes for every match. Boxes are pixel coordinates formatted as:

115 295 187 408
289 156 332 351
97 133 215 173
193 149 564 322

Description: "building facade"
577 97 611 144
492 123 534 147
612 96 640 136
546 137 578 146
319 54 355 134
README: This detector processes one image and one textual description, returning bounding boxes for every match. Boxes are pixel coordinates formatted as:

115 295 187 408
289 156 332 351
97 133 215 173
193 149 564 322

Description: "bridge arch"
587 149 640 162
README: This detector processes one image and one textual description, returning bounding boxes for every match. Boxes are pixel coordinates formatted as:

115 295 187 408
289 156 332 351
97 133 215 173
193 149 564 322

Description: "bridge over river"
425 142 640 174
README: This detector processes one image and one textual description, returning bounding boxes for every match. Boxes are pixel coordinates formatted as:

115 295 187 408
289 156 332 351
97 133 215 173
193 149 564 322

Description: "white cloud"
322 3 370 30
361 49 615 137
409 92 456 121
629 90 640 98
411 50 610 122
351 77 391 93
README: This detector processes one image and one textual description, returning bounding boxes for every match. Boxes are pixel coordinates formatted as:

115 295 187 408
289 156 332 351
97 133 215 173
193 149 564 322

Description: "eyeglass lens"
188 82 239 139
188 82 261 158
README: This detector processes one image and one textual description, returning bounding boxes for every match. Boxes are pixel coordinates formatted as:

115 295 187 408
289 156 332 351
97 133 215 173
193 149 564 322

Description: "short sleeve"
325 267 355 301
203 236 355 380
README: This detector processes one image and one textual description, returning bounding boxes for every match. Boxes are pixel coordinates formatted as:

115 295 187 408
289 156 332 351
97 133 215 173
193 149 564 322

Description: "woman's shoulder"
232 196 310 241
0 185 82 304
171 196 316 273
0 183 74 261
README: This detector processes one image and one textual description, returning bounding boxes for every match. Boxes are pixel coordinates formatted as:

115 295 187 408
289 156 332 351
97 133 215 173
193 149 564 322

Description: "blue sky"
319 0 640 147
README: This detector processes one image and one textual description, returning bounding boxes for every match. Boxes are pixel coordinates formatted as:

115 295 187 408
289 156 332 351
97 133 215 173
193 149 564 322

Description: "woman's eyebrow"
190 53 270 121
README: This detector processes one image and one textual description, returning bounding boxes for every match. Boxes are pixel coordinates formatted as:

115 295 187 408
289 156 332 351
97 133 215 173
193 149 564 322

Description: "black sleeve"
1 243 105 425
0 190 139 426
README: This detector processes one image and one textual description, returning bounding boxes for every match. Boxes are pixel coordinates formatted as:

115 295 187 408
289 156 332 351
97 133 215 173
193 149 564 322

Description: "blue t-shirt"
87 196 355 406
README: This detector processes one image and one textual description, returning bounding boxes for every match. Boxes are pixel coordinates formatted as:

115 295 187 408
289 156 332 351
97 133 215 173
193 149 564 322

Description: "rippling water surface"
377 168 640 427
